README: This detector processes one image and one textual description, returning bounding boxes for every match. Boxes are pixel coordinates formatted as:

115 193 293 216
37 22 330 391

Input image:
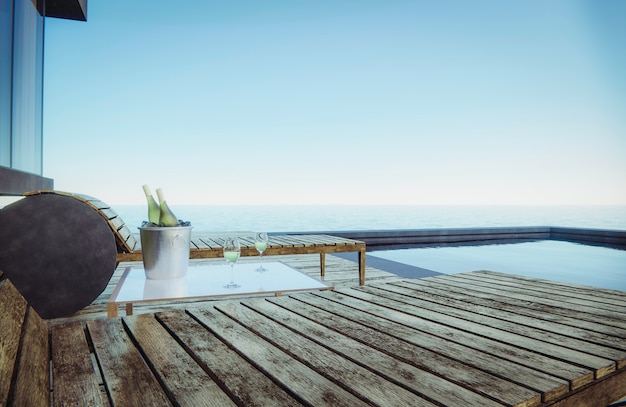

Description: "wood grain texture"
122 313 235 407
261 296 546 406
157 310 304 406
51 321 104 406
189 306 373 406
87 318 172 407
3 265 625 406
0 279 28 406
12 307 49 406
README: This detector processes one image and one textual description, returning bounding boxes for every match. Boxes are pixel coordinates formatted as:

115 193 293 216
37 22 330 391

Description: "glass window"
11 0 44 174
0 0 12 166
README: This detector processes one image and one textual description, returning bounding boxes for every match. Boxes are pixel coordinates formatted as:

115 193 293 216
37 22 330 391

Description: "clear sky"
43 0 626 206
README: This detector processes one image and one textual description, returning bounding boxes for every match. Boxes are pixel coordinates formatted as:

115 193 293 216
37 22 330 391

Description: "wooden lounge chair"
23 190 367 284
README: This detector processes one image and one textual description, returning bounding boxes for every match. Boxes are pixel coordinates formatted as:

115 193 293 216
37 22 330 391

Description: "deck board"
398 279 626 335
358 283 626 369
40 260 626 406
156 311 303 406
385 281 626 357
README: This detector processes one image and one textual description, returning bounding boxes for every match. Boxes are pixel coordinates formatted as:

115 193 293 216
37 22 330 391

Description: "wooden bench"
0 277 103 406
25 190 367 285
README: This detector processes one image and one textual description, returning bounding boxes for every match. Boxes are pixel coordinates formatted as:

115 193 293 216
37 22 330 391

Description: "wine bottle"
156 188 180 227
142 184 160 224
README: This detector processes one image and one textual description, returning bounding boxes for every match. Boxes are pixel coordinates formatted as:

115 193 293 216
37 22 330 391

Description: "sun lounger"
23 190 367 285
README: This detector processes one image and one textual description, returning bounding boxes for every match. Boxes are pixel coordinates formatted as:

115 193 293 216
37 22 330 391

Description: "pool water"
370 240 626 292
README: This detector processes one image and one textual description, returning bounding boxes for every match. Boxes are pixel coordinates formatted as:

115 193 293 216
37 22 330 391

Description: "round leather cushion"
0 194 116 319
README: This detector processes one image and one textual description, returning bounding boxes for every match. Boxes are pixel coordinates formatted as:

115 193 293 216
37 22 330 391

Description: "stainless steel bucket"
139 226 192 279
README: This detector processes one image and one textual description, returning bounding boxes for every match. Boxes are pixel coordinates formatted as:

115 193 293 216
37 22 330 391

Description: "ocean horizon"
115 204 626 235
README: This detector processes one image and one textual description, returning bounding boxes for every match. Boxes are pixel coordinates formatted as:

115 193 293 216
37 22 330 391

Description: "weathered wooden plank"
214 301 441 407
394 279 626 344
97 207 118 221
156 310 304 406
215 303 444 406
336 286 616 379
236 236 256 247
123 313 235 406
0 279 28 406
198 237 227 249
387 280 626 357
296 290 592 391
82 199 110 210
190 238 213 250
441 274 626 315
51 321 104 406
468 271 626 304
548 368 626 407
87 318 172 406
245 298 530 406
12 307 49 407
265 294 566 404
448 273 626 313
107 214 125 230
427 276 626 328
269 236 305 247
362 283 626 366
188 306 372 406
116 226 134 247
285 235 333 246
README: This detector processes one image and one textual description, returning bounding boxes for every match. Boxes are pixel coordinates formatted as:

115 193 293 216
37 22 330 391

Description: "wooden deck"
44 257 626 406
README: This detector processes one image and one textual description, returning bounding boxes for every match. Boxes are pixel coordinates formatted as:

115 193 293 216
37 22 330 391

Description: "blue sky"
43 1 626 206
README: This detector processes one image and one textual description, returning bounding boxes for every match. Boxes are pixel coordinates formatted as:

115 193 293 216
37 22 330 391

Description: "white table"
107 261 333 317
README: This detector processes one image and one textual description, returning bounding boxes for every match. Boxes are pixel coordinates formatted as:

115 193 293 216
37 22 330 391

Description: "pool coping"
282 226 626 251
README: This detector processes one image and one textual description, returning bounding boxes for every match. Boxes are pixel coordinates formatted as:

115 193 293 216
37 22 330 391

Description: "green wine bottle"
142 184 160 224
156 188 180 227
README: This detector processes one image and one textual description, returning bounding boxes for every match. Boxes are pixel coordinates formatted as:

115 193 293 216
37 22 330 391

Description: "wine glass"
254 232 269 272
223 237 241 289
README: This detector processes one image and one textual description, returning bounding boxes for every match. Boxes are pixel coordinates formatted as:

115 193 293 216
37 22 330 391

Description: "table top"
108 261 333 305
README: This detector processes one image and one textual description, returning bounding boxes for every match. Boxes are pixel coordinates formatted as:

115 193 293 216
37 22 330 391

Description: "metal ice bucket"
139 226 192 279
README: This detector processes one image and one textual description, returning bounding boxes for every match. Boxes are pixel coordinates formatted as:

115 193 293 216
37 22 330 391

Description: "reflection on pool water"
370 240 626 292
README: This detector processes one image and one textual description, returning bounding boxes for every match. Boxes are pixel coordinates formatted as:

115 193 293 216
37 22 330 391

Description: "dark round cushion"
0 193 116 318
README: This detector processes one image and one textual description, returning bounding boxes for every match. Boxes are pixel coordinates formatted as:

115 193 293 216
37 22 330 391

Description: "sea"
116 204 626 234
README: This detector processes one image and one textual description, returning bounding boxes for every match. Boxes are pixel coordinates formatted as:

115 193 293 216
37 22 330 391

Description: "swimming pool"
370 240 626 292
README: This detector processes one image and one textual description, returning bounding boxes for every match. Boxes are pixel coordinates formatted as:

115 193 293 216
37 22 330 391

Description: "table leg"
359 249 366 286
320 252 326 278
107 303 118 318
